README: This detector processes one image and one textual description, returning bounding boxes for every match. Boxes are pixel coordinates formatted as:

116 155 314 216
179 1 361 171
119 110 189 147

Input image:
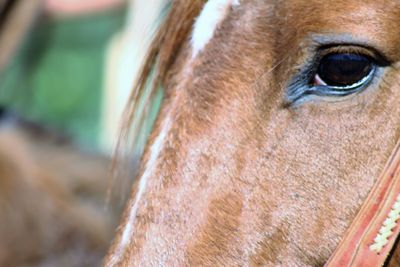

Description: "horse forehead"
277 0 400 48
278 0 400 19
190 1 400 61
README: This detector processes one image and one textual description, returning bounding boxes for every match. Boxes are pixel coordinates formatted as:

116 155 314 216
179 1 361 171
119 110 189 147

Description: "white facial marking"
108 116 172 266
191 0 239 58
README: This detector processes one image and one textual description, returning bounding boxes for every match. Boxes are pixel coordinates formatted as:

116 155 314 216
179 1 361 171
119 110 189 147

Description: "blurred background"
0 0 167 266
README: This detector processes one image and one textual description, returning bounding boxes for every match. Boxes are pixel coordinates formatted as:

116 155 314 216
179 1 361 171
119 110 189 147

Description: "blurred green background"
0 8 125 149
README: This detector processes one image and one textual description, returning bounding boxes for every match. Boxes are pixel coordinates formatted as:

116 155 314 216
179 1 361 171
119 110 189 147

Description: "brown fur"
106 0 400 266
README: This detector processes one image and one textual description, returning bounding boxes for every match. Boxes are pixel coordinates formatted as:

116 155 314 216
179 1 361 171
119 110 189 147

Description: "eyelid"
310 34 393 65
316 45 390 67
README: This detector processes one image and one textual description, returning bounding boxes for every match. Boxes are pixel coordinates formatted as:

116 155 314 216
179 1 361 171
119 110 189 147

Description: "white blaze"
108 1 240 264
191 0 239 58
109 117 172 266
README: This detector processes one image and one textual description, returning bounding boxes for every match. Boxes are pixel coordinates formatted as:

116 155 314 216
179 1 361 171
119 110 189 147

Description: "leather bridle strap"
326 140 400 267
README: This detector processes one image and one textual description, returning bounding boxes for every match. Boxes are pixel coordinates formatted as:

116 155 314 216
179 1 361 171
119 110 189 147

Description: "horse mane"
110 0 205 200
121 0 205 140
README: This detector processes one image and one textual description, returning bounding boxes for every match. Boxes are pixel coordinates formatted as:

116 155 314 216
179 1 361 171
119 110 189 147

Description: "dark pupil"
317 53 373 87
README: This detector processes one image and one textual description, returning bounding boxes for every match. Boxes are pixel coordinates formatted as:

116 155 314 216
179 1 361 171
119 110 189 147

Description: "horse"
104 0 400 265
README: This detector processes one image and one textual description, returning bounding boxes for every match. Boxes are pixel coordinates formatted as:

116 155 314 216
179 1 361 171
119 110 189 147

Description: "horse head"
106 0 400 265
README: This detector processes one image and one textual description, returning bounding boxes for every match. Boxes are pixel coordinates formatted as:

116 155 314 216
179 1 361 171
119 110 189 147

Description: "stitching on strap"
370 194 400 253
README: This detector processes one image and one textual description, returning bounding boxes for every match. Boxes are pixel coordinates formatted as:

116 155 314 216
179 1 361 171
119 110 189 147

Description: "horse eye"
314 53 374 88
